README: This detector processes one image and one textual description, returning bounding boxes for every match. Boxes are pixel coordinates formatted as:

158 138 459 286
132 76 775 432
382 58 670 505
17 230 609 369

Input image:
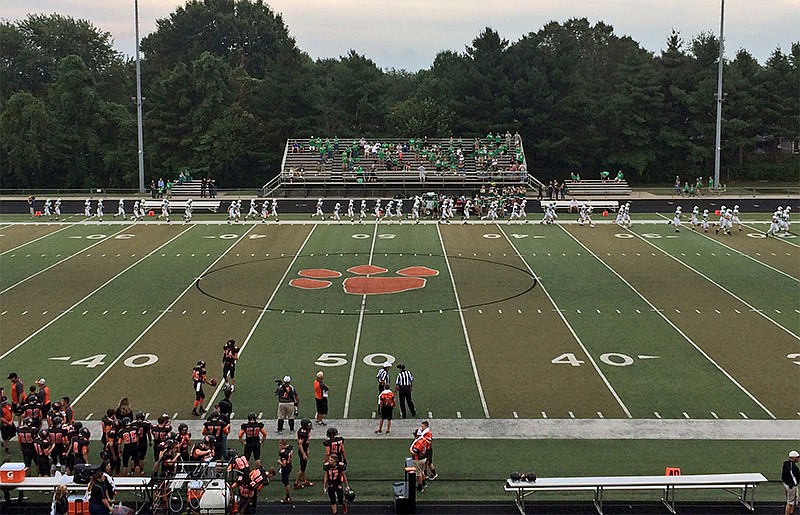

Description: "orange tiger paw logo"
289 264 439 295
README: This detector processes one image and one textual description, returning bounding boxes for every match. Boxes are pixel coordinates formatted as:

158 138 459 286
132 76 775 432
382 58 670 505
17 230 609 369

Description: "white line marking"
683 412 690 419
121 310 127 315
654 412 661 419
562 226 777 420
568 411 575 419
597 412 604 419
437 224 490 418
102 310 108 315
711 412 718 419
258 412 263 419
512 411 518 419
428 411 434 418
1 226 131 294
207 226 317 411
85 413 93 420
142 310 147 315
502 225 631 418
457 411 462 418
739 412 748 419
371 412 376 419
72 225 251 407
344 223 379 419
21 310 28 315
0 224 73 255
629 228 799 341
81 311 87 315
541 412 547 419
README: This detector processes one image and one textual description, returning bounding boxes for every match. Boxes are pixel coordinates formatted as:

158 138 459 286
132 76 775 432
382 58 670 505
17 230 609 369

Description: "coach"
395 364 416 418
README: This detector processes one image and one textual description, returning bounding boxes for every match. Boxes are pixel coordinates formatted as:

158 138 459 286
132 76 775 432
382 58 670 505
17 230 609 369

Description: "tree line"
1 0 797 190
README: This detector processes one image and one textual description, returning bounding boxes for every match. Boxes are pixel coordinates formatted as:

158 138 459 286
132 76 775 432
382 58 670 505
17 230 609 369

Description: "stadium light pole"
713 0 725 192
134 0 146 193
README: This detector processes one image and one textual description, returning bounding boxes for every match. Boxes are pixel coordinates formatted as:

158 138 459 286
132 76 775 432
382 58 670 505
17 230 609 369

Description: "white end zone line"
72 225 256 407
206 225 318 408
559 225 776 420
343 222 379 418
436 224 490 418
1 225 132 295
627 227 800 341
0 226 194 361
655 213 799 283
498 225 632 418
0 224 75 256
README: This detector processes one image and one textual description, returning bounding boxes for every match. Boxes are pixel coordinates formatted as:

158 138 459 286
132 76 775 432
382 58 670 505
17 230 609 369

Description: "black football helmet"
178 423 189 433
344 487 355 503
72 421 83 431
51 416 63 426
196 360 206 368
204 435 216 445
135 411 145 420
79 427 90 438
122 417 132 426
300 418 312 429
326 427 338 439
247 412 257 421
38 429 49 439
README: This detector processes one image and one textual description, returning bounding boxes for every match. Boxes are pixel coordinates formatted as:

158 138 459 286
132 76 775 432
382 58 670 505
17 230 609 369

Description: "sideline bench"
551 200 620 212
142 199 221 212
504 472 767 515
6 473 151 512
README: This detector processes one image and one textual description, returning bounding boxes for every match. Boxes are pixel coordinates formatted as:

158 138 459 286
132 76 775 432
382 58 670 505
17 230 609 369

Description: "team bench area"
142 199 221 212
551 200 620 211
504 472 767 515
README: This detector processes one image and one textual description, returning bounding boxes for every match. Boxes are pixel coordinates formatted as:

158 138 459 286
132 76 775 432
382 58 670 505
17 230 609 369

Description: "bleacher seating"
565 179 631 197
278 137 528 191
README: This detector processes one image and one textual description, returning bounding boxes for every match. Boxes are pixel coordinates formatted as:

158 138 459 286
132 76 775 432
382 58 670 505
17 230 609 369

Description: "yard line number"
66 353 158 368
314 352 396 367
552 352 640 367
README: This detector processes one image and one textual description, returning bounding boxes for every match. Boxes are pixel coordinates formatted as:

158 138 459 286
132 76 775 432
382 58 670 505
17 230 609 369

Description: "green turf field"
1 214 798 505
2 215 797 421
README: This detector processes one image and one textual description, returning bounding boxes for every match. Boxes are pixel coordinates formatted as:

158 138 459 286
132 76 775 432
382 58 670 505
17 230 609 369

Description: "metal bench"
143 199 221 212
504 472 767 515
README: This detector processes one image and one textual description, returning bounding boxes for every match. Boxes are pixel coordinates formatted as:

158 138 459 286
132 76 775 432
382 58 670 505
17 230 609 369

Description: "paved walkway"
79 418 799 441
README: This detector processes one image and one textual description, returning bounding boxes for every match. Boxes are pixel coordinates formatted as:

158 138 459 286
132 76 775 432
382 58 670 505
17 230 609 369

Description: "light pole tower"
134 0 145 193
713 0 725 192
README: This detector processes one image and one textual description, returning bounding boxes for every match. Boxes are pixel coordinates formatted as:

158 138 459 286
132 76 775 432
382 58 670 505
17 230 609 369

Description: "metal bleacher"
565 179 631 197
263 136 536 197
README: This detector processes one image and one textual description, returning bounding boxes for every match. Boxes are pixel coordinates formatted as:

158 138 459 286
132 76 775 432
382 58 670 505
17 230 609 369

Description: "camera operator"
275 376 299 434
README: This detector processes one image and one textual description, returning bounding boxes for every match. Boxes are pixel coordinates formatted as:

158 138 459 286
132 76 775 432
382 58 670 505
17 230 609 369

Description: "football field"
2 214 798 423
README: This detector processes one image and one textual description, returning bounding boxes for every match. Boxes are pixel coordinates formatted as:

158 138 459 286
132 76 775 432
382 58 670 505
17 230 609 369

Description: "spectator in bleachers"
201 178 208 198
615 170 624 183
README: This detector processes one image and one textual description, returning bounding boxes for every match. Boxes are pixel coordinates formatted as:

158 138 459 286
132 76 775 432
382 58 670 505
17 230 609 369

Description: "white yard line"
0 226 194 361
1 226 133 295
72 225 257 407
739 221 800 248
205 225 317 408
628 228 800 341
436 224 490 418
0 224 75 256
343 222 380 418
498 225 632 418
655 213 799 282
559 226 776 420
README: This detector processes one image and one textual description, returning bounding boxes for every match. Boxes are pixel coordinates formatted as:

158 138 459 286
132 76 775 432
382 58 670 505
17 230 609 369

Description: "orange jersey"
379 390 395 408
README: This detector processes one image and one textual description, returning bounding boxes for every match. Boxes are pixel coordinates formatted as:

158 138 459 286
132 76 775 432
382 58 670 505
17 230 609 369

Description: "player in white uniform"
715 205 726 233
96 199 104 221
84 199 92 218
667 206 681 232
160 198 171 223
235 200 242 221
411 197 421 224
183 198 193 223
227 200 237 223
359 199 367 223
766 209 781 237
54 198 62 220
42 199 52 220
700 209 709 232
333 202 342 223
439 198 452 224
396 199 404 222
507 201 521 224
519 199 528 223
246 198 259 220
481 200 498 222
132 200 141 221
385 200 395 219
780 206 791 234
462 198 473 224
259 200 269 223
113 198 126 219
311 198 324 219
271 198 279 222
716 207 732 235
689 206 699 229
347 199 355 222
374 199 382 220
578 204 595 227
731 205 742 231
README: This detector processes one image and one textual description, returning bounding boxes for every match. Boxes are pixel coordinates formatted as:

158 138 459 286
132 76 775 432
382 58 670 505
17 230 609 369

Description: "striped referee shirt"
376 368 390 386
396 370 413 388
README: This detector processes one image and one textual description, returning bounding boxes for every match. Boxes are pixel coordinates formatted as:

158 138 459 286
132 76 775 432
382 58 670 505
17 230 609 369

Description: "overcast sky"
3 0 798 70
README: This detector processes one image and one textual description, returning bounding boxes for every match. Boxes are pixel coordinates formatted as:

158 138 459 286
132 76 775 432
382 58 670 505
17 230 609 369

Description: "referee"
376 362 392 393
395 364 416 418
